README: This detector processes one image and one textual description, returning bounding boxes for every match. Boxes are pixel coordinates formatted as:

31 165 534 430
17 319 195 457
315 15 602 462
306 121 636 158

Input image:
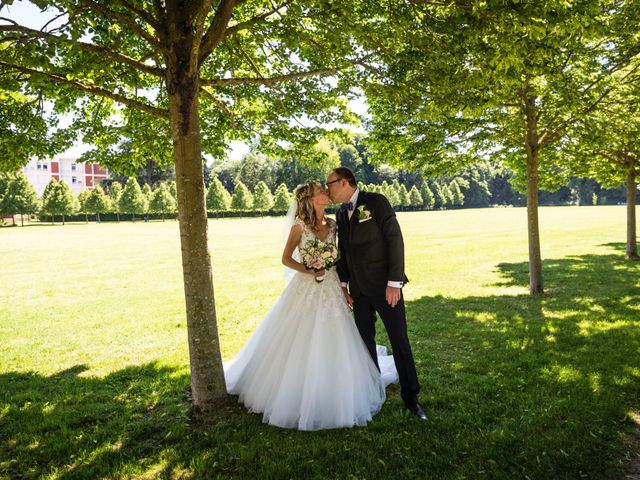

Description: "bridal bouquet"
300 239 339 283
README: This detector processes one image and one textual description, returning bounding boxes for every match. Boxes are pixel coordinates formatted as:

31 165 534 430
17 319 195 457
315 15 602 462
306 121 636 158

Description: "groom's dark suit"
336 190 420 402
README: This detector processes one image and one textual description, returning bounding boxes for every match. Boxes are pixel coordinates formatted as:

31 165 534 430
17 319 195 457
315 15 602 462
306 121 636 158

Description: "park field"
1 206 639 479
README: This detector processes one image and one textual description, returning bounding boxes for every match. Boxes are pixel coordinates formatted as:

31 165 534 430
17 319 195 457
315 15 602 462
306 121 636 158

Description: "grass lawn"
1 206 639 479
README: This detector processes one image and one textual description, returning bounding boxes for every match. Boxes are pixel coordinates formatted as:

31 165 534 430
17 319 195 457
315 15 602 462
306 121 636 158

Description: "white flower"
299 238 340 275
356 205 372 221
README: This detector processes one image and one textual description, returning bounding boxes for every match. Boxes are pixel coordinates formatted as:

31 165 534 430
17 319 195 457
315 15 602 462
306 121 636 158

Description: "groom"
326 167 426 421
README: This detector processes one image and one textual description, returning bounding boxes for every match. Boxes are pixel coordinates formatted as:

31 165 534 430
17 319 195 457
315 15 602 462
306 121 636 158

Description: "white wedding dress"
224 218 398 431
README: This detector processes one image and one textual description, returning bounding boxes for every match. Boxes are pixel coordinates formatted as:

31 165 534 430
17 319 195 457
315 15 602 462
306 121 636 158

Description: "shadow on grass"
602 242 629 253
0 363 203 479
404 246 640 478
2 247 639 479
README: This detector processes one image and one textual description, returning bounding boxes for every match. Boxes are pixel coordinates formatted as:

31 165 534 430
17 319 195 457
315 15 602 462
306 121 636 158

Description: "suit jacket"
336 190 408 297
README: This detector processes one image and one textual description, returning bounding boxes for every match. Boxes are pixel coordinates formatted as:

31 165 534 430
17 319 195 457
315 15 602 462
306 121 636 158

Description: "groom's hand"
341 287 354 310
386 286 401 308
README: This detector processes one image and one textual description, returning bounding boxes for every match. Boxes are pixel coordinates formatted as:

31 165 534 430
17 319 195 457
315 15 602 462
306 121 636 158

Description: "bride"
224 182 398 431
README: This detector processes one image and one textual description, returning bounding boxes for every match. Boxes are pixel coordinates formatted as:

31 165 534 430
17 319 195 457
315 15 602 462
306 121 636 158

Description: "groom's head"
326 167 357 203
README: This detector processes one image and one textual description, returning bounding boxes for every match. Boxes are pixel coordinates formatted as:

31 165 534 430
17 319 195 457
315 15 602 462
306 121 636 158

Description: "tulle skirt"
224 268 398 431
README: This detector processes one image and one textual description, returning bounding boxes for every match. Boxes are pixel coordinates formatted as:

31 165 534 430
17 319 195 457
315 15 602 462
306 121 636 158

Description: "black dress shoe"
405 400 428 420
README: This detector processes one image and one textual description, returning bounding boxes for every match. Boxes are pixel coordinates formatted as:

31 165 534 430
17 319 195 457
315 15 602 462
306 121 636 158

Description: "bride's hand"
311 269 325 278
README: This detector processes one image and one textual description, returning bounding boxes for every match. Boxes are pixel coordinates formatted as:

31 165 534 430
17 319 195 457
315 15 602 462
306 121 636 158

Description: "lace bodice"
295 217 337 249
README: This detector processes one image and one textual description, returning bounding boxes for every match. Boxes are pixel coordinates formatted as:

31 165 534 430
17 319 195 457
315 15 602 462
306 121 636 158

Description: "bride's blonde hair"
294 182 319 229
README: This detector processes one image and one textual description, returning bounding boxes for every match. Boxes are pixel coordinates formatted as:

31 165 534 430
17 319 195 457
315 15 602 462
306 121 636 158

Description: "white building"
22 157 108 196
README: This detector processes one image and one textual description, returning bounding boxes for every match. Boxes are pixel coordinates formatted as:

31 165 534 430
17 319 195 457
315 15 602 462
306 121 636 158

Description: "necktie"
339 201 353 214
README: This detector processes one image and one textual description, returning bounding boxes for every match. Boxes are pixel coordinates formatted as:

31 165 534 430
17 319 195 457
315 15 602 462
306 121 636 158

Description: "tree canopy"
1 0 375 409
359 0 640 292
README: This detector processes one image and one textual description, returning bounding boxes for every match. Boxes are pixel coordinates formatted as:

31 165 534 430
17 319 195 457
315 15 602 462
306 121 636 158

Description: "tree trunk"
97 212 101 223
523 92 543 294
168 72 226 410
526 152 543 293
626 167 639 259
20 214 23 227
62 214 65 225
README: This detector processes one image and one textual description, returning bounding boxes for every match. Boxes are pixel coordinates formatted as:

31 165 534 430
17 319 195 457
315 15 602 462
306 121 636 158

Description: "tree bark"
523 93 544 294
168 71 227 410
626 166 638 259
526 152 543 293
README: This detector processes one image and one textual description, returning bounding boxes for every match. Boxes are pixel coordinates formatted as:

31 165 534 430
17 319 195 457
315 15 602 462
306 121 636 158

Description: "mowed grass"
1 206 639 479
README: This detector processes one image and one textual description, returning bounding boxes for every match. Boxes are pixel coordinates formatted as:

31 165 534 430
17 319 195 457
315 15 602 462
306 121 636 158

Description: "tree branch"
223 0 292 39
195 0 215 39
149 0 168 44
0 23 165 77
0 60 169 119
152 0 166 20
78 0 165 52
119 0 161 31
40 11 68 33
237 42 263 76
201 68 337 87
198 0 236 64
541 61 640 147
200 86 234 118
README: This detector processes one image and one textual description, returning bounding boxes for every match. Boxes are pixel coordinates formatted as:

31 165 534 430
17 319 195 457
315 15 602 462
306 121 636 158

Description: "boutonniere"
355 205 373 222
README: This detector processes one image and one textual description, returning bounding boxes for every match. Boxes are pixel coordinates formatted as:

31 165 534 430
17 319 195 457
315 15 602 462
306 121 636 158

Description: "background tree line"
207 135 634 208
2 133 635 226
0 173 178 224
